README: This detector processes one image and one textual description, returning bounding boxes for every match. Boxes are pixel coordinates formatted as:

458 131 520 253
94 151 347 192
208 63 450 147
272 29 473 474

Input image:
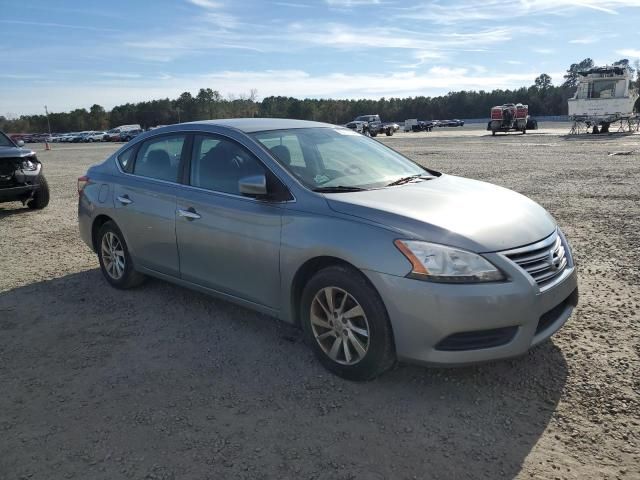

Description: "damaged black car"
0 130 49 210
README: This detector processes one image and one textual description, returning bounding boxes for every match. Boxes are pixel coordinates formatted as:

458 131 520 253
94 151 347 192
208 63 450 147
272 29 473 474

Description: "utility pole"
44 105 52 136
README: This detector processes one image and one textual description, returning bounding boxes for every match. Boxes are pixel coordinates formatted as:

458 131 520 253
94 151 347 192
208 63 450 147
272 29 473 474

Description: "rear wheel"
27 174 49 209
301 265 395 381
97 221 146 289
385 129 393 136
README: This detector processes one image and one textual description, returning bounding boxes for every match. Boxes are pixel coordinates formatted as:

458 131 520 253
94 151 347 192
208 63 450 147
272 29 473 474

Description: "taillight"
77 175 89 194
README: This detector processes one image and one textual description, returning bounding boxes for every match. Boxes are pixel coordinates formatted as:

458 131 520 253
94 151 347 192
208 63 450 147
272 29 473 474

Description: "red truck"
488 103 529 135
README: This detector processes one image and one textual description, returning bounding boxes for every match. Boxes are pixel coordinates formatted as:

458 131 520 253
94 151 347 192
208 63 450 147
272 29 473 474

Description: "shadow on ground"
0 204 31 218
0 270 568 479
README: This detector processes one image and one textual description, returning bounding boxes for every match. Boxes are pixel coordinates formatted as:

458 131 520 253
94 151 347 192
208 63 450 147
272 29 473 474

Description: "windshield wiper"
312 186 367 193
386 174 434 187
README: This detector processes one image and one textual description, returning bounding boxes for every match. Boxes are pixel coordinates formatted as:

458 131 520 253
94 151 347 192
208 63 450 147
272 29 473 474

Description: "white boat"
568 66 638 124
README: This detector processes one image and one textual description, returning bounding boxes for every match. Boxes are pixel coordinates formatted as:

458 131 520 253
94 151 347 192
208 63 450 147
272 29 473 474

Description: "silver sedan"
78 119 578 380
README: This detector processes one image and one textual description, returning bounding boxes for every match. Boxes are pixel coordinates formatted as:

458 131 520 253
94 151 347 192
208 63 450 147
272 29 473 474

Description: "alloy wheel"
101 231 126 280
310 286 370 365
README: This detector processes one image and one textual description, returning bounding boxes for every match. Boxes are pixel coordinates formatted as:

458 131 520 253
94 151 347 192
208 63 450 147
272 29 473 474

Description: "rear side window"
117 147 135 172
133 135 185 183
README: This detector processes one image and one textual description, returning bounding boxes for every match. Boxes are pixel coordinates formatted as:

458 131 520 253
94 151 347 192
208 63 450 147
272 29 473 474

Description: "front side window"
190 135 266 195
252 127 426 190
133 135 185 182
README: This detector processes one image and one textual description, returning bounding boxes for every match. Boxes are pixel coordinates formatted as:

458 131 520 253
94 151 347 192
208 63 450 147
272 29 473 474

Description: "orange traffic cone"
45 142 51 151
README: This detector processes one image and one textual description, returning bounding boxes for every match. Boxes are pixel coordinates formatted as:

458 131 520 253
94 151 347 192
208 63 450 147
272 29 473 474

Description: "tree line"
2 58 637 134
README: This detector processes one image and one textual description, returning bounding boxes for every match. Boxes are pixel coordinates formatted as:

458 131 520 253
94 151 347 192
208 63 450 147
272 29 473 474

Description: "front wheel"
385 129 393 136
27 174 50 209
301 265 395 381
97 221 146 289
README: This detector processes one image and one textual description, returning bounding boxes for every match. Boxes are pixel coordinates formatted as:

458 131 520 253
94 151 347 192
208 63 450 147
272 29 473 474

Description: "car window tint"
190 135 265 195
260 134 305 167
316 139 361 171
133 135 184 182
117 147 135 172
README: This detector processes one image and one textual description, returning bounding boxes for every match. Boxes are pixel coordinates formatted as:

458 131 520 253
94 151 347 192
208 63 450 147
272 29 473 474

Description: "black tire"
492 130 496 136
370 131 378 137
27 174 50 209
300 265 396 381
385 129 393 136
97 221 146 289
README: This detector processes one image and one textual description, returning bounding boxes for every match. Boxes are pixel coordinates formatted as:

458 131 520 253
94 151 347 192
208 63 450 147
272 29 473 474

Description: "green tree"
562 58 594 89
534 73 552 91
89 104 108 130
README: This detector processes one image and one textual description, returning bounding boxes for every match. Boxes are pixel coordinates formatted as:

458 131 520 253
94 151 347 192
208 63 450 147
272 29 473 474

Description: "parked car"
105 124 142 142
345 115 394 137
71 131 91 143
78 119 578 380
0 130 50 209
120 129 143 142
85 131 107 142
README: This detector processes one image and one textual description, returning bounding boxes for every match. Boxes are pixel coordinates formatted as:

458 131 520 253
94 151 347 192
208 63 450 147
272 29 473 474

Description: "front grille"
502 231 568 288
435 326 518 351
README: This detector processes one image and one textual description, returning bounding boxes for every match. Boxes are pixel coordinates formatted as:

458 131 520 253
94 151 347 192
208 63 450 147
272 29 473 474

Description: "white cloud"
187 0 222 8
398 0 640 24
0 19 118 32
616 49 640 58
533 48 555 55
326 0 381 6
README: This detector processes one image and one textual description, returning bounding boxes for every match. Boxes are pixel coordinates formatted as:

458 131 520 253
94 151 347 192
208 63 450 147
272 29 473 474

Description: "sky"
2 0 640 116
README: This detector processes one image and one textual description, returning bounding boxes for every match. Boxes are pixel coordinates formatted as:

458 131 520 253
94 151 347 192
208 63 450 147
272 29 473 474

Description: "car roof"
183 118 334 133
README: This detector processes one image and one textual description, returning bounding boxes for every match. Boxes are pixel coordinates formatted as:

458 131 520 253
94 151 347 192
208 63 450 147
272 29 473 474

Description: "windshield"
0 131 15 147
252 127 426 190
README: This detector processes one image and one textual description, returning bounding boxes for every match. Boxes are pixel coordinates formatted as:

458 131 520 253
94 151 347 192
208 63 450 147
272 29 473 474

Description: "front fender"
278 208 410 323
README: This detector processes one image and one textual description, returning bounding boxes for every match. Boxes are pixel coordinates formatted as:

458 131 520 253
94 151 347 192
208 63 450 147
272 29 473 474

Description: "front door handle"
177 208 201 220
117 195 133 205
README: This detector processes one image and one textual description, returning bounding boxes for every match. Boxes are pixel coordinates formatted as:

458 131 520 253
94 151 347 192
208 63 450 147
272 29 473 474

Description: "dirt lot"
1 126 638 480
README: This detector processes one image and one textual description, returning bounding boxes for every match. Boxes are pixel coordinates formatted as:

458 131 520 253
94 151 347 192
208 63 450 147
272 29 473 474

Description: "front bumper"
0 184 38 202
364 254 578 366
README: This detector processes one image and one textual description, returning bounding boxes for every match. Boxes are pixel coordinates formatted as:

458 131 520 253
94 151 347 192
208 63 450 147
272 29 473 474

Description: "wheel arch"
289 256 389 329
91 214 115 252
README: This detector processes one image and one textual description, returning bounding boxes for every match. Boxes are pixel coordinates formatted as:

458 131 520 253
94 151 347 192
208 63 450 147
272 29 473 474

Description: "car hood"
325 174 556 252
0 146 36 159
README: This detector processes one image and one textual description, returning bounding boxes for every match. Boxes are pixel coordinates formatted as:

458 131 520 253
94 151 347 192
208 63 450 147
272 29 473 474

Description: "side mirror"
17 140 25 147
239 174 268 197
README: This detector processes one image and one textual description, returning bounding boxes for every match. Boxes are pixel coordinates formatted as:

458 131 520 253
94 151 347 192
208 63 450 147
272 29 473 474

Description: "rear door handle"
117 195 133 205
177 208 201 220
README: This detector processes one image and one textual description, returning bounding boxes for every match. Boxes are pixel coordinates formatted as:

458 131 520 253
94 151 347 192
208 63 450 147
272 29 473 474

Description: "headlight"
21 158 37 171
394 240 505 283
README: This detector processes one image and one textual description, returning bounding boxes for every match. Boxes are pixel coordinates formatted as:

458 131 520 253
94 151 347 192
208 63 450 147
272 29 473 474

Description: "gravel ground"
1 126 638 480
